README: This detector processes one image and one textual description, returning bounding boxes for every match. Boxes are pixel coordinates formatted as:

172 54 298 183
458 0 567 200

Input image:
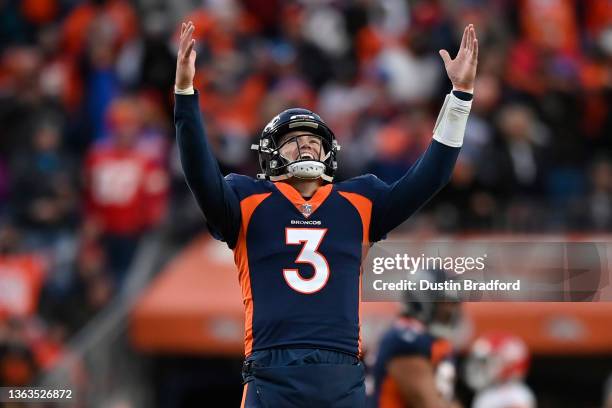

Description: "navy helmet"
402 269 463 339
251 108 340 182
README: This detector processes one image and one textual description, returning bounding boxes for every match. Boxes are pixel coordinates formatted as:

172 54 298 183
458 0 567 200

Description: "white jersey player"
465 333 536 408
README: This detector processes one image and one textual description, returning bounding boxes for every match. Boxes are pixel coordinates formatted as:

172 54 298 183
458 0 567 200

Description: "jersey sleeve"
338 140 459 242
374 140 459 240
174 92 241 248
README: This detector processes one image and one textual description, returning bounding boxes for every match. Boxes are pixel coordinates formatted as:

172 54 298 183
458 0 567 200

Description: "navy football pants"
241 348 365 408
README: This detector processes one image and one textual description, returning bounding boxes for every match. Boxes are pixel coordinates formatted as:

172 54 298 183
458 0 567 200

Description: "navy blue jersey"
224 173 393 356
371 317 455 408
174 92 461 357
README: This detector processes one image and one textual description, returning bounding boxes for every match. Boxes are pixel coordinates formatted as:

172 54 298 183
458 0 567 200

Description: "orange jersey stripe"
338 191 373 356
234 192 272 356
337 191 372 244
431 338 452 366
240 382 248 408
378 375 404 408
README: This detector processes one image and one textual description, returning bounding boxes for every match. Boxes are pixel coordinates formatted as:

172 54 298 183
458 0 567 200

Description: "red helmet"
465 332 530 390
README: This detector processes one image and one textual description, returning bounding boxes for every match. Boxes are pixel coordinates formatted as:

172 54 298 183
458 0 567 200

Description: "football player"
370 270 463 408
465 333 536 408
174 21 478 408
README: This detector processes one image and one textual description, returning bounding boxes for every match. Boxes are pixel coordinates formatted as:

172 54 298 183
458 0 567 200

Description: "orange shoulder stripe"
337 191 372 244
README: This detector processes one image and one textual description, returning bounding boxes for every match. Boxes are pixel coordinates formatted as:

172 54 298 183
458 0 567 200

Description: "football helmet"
465 332 530 391
251 108 340 182
401 269 462 339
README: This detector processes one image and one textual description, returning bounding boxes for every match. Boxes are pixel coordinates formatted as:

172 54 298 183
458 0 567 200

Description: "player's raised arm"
371 25 478 241
173 22 241 247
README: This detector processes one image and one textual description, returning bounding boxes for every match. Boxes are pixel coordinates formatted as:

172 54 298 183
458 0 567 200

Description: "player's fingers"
467 25 474 53
180 22 186 37
439 49 452 66
179 23 191 51
179 24 194 54
186 24 195 42
184 39 195 61
460 25 468 50
473 38 478 61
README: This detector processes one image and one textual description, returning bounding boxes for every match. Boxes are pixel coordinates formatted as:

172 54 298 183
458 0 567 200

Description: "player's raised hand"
175 21 196 90
439 24 478 92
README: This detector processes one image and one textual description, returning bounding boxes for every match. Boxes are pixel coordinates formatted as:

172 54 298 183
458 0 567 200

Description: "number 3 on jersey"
284 228 330 294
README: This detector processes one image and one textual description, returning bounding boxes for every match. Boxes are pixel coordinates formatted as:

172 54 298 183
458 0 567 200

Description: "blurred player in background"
84 97 169 287
370 270 463 408
174 20 477 407
465 333 536 408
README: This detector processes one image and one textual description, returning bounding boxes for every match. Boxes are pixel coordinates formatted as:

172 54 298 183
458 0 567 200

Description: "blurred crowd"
0 0 611 388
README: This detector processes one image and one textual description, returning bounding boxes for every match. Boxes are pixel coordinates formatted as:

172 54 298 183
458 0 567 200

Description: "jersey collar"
273 182 333 218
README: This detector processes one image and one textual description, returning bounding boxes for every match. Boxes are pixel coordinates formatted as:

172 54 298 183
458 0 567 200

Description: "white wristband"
432 92 472 148
174 85 194 95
